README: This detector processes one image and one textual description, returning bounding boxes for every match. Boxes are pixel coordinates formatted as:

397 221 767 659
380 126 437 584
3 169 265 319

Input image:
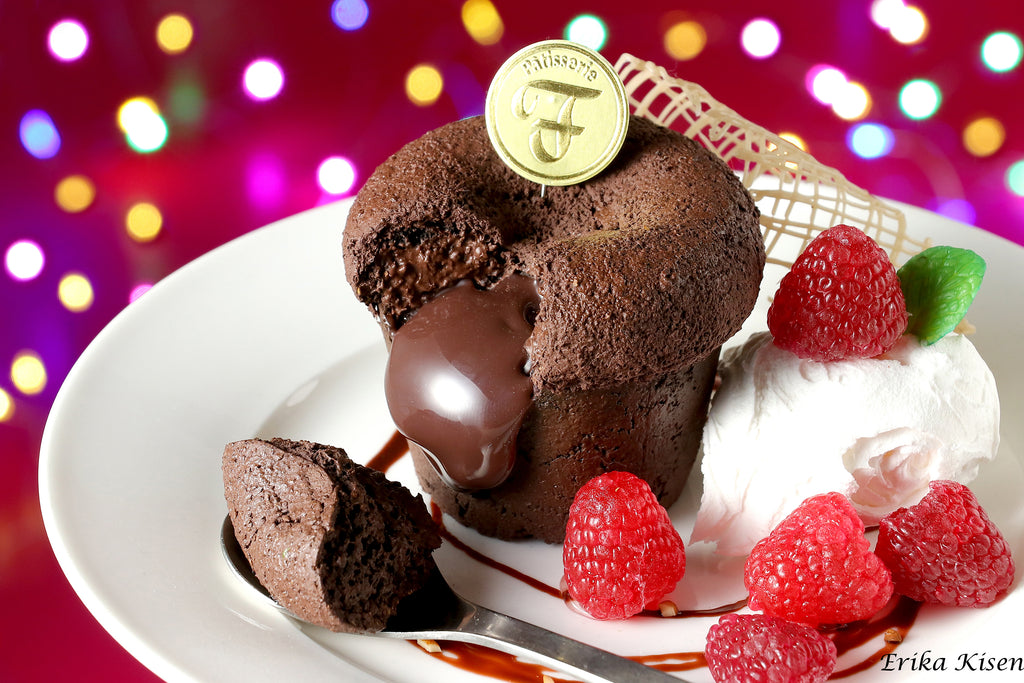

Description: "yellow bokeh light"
55 175 96 213
156 13 194 54
778 132 808 151
405 64 444 106
117 96 169 153
0 387 12 421
117 97 160 132
58 272 94 312
126 202 163 242
664 21 707 60
462 0 503 45
832 81 872 121
773 133 807 171
11 351 46 395
963 116 1005 157
890 5 929 45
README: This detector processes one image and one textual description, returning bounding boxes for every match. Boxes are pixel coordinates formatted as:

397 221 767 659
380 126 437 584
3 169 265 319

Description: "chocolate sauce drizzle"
365 430 410 473
384 275 540 491
829 597 921 679
367 432 921 680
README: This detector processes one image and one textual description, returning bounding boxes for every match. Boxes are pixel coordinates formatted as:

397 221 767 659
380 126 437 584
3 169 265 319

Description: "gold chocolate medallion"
485 40 628 186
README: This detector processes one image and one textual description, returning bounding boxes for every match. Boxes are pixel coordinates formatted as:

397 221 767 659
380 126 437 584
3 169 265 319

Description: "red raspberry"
562 471 685 620
768 224 908 361
705 613 837 683
876 480 1015 607
744 492 893 627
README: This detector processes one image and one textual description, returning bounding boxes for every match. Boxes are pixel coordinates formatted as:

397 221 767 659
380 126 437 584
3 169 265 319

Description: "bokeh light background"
1 1 1022 680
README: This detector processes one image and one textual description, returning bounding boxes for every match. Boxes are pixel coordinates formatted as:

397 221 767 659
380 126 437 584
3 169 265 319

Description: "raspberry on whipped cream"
691 330 1000 556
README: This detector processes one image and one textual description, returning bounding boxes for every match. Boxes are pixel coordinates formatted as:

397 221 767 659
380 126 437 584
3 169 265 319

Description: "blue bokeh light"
19 110 61 159
847 122 894 159
331 0 369 31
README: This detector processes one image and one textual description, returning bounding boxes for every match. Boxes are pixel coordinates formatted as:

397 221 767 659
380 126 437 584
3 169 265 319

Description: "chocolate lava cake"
342 115 765 543
222 438 441 632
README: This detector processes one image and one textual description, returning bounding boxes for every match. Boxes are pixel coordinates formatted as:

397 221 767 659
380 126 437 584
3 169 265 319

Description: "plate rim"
38 196 1024 682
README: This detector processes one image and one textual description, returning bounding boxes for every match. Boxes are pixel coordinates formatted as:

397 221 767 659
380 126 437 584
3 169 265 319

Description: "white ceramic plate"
41 198 1024 682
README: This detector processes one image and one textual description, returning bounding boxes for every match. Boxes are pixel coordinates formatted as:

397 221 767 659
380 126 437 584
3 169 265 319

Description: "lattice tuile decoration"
615 54 929 269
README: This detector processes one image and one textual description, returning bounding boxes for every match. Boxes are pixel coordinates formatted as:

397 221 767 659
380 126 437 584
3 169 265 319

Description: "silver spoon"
220 515 689 683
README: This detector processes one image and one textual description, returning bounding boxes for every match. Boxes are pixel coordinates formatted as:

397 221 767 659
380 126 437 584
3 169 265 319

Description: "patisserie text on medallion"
485 39 628 186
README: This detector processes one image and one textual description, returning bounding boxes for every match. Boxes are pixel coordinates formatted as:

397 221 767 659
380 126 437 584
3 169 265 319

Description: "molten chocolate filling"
384 274 540 490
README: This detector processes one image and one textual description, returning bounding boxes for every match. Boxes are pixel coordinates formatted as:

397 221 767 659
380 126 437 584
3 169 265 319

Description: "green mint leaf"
897 246 986 345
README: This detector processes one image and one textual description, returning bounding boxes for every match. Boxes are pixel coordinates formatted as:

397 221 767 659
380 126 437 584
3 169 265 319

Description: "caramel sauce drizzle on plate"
368 431 920 680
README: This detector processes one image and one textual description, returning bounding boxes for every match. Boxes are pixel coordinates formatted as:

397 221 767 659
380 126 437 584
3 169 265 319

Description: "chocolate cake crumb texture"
344 115 765 392
222 438 441 633
342 114 765 542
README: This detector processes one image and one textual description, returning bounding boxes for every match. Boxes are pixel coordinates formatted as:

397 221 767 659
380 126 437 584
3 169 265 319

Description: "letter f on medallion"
511 79 601 163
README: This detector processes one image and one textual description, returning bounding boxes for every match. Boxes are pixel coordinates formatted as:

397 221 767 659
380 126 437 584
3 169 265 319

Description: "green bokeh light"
899 79 941 120
125 113 169 153
1006 160 1024 197
982 31 1022 73
169 79 206 126
565 14 607 51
